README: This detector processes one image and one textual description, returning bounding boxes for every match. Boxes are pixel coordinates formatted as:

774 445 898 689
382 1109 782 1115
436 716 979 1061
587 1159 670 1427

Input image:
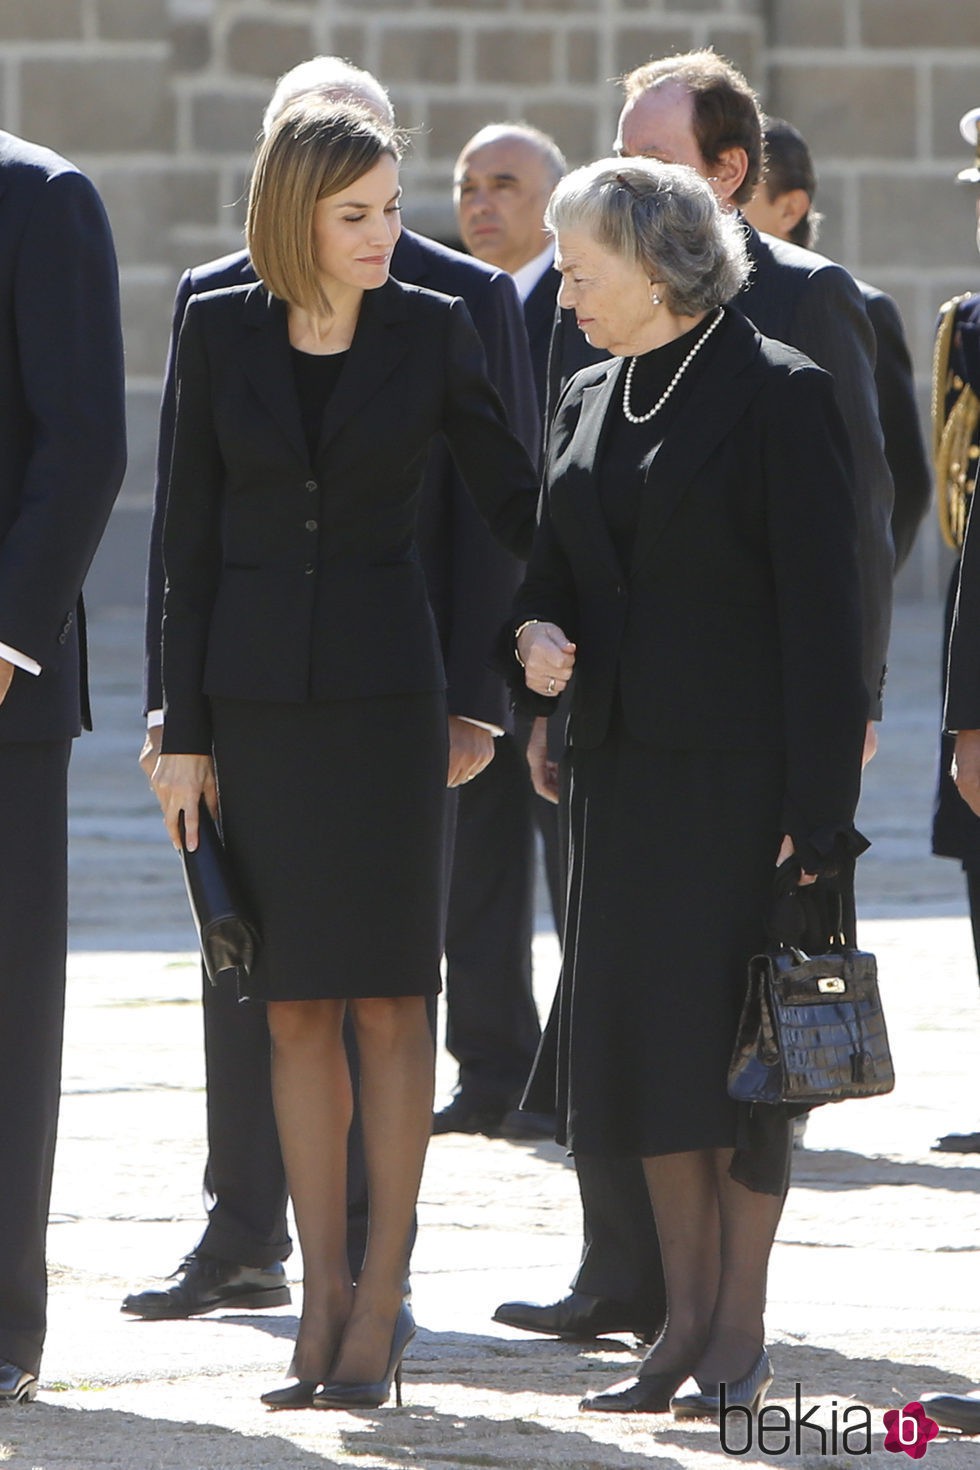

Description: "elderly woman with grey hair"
507 159 868 1418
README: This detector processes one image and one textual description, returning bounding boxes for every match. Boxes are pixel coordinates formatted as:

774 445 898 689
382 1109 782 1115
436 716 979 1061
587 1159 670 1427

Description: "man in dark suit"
0 131 126 1400
495 48 895 1350
743 116 931 569
428 123 601 1139
122 58 540 1320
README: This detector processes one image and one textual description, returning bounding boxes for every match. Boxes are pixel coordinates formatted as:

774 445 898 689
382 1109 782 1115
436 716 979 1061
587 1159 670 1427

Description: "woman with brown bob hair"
153 99 538 1409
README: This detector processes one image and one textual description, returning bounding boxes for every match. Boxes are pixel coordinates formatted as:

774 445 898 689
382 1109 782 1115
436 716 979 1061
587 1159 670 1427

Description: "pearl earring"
651 289 662 306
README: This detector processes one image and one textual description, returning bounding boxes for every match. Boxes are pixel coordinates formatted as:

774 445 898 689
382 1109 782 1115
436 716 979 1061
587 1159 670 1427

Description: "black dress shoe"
0 1360 38 1405
432 1096 505 1136
260 1379 319 1410
671 1348 773 1420
580 1369 687 1414
121 1253 291 1319
314 1303 416 1410
493 1290 661 1342
920 1393 980 1434
931 1132 980 1153
498 1109 556 1140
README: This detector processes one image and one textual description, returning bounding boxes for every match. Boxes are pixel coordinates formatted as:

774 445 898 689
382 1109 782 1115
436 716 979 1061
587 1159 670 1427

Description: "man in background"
0 130 126 1400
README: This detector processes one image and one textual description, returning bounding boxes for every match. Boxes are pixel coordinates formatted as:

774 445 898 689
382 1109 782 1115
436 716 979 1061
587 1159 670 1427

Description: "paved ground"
2 600 978 1470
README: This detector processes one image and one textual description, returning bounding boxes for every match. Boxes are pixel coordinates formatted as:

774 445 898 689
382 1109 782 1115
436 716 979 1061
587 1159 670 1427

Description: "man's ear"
708 145 749 203
776 187 812 235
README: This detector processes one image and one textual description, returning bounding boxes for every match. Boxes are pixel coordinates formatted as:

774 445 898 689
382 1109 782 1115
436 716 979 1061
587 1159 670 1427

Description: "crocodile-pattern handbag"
728 943 894 1106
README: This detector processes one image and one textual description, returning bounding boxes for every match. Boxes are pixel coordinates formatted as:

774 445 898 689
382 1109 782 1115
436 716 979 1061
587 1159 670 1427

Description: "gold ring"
547 677 556 694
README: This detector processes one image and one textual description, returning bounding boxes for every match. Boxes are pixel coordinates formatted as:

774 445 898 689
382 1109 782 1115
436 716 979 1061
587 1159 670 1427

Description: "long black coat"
161 276 539 754
512 307 867 855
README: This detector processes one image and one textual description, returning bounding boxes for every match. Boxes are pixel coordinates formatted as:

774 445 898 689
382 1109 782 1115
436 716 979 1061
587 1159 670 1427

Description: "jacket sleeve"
440 297 541 562
865 290 932 570
0 169 126 666
788 265 894 719
763 363 868 861
160 299 224 755
143 269 194 715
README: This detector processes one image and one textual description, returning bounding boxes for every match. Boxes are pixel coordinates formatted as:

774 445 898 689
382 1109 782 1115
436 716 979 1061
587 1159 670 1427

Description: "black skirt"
210 693 448 1001
527 719 785 1159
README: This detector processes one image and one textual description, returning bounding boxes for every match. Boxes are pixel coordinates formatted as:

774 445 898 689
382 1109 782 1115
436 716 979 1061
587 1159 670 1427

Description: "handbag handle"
768 858 847 954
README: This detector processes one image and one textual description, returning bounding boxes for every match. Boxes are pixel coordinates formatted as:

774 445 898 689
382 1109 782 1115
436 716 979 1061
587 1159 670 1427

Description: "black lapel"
390 228 428 288
629 308 767 578
523 269 558 355
242 285 308 463
558 358 628 582
313 278 415 459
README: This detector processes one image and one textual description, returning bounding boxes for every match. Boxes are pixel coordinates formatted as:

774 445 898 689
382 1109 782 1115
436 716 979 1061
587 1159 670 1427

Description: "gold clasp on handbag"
817 976 846 994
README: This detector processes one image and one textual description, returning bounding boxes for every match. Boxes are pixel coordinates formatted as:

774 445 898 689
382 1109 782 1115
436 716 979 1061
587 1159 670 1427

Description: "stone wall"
1 0 978 603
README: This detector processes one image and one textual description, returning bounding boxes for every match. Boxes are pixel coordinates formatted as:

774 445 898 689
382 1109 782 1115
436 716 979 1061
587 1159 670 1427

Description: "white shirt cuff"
457 716 504 737
0 641 41 676
147 709 164 729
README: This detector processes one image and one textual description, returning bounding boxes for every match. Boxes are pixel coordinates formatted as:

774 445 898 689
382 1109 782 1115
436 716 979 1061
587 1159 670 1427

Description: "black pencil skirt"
210 692 449 1002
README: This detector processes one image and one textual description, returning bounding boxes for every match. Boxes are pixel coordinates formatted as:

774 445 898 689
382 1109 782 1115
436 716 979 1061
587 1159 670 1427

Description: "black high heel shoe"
580 1366 690 1414
260 1378 319 1409
313 1303 415 1410
671 1347 773 1420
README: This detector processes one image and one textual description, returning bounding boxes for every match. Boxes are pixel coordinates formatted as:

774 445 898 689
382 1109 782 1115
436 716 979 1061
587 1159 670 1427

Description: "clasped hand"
518 621 576 698
150 750 218 852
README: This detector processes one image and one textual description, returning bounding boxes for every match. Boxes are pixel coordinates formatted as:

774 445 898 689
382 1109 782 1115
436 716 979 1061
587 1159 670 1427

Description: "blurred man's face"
454 135 555 274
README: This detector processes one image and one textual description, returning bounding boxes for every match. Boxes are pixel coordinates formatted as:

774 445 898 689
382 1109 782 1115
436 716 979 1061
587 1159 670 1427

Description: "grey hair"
262 57 394 138
459 122 566 187
545 158 750 316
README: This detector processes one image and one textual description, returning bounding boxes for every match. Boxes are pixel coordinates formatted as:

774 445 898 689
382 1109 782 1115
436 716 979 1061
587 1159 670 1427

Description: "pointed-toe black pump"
671 1348 773 1420
313 1303 416 1410
260 1378 320 1410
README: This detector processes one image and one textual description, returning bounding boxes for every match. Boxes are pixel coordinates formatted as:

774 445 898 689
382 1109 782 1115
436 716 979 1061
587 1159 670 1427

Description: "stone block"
190 91 267 155
96 0 169 40
475 29 554 86
613 28 699 79
931 65 980 164
97 167 219 266
664 0 726 9
861 0 980 48
326 26 369 67
21 58 175 155
707 27 761 87
768 64 916 159
426 99 511 159
171 21 212 74
0 0 83 40
566 30 599 85
115 389 162 508
858 174 980 273
380 27 460 84
523 102 598 165
120 273 184 378
226 18 315 79
769 0 846 47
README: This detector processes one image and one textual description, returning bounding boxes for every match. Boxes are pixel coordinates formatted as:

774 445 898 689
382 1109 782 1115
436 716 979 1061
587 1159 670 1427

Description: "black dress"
529 321 784 1158
213 348 448 1003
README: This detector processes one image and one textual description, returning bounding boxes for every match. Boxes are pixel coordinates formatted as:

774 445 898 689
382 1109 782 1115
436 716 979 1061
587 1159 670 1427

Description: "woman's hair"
760 117 822 250
545 157 751 316
247 98 402 317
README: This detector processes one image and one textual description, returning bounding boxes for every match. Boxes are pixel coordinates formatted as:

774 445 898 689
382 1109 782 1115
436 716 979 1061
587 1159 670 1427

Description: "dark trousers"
569 1155 666 1316
444 731 559 1110
0 739 71 1375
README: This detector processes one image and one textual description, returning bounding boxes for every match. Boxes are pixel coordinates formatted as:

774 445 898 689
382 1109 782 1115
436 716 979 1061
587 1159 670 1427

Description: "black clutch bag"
179 801 259 985
728 867 894 1107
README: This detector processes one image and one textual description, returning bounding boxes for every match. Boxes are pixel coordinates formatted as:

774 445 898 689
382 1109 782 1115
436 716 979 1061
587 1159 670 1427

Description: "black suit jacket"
144 229 537 731
161 277 539 754
0 132 126 742
942 293 980 735
855 280 931 569
512 308 867 848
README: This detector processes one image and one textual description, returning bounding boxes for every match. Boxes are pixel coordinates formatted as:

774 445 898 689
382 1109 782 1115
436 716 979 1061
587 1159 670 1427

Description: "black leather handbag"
179 801 259 985
728 867 894 1107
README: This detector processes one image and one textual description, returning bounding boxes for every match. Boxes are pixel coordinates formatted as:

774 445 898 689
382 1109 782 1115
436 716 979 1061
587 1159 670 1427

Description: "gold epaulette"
933 293 980 550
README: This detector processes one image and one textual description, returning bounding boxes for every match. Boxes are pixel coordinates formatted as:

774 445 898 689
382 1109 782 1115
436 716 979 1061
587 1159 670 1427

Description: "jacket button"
305 519 318 532
304 562 314 575
58 632 67 644
305 479 318 492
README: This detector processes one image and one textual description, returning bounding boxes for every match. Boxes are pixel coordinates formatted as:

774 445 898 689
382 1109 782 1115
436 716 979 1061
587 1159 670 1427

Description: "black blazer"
856 281 931 569
512 308 867 849
144 229 538 731
161 276 539 754
0 131 126 742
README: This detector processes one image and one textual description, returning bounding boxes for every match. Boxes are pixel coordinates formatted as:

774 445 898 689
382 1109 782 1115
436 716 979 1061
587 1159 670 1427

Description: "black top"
291 347 348 458
598 312 720 569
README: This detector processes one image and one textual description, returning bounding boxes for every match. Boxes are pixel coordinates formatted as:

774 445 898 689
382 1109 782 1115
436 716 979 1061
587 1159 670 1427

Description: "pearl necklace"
622 307 724 425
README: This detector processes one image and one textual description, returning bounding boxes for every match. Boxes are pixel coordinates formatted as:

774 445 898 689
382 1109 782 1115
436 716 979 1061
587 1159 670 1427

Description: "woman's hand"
151 752 218 851
776 834 818 886
526 715 560 804
518 621 575 698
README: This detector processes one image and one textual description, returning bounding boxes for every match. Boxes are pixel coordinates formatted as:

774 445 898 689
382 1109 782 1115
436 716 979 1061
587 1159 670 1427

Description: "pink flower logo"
883 1403 940 1458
